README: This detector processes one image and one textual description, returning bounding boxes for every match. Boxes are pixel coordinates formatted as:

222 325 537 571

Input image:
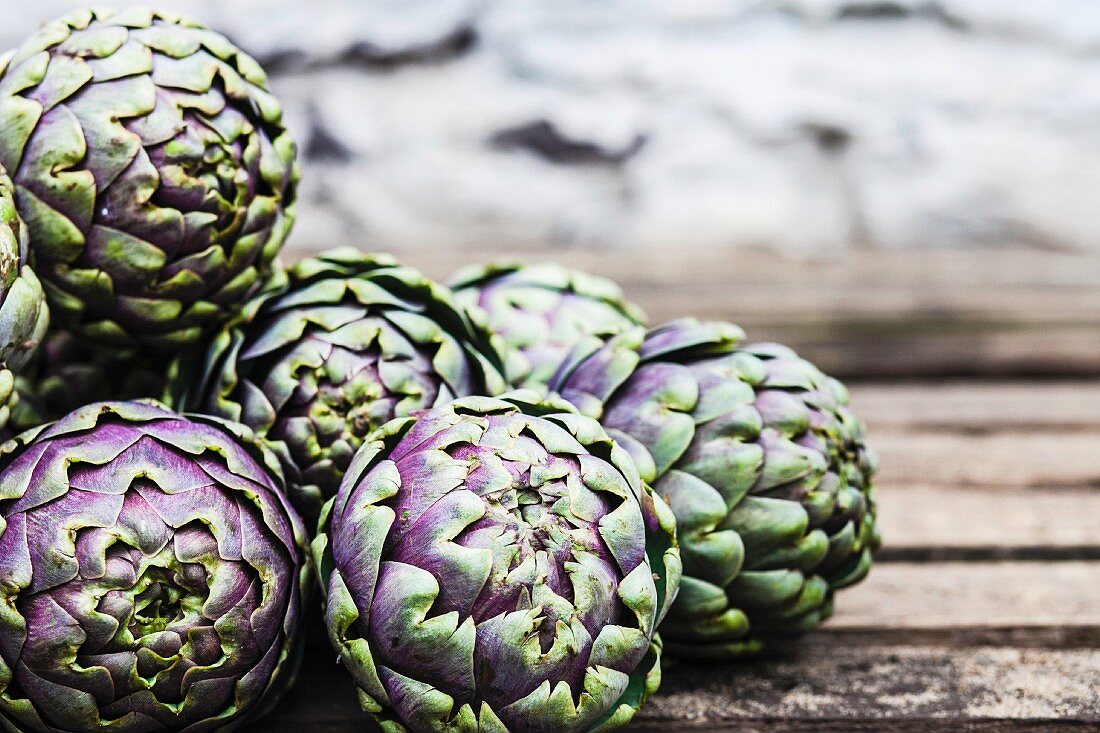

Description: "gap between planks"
851 384 1100 477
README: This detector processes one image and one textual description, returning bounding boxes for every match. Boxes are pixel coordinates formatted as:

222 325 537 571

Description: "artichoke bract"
450 263 646 388
313 392 681 733
180 249 513 520
0 401 309 732
0 8 298 349
0 165 49 431
549 319 879 659
5 330 168 438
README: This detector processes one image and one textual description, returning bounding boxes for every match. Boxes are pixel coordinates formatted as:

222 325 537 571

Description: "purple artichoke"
550 320 879 659
313 391 681 733
0 8 298 349
450 262 646 387
179 249 513 520
0 401 309 732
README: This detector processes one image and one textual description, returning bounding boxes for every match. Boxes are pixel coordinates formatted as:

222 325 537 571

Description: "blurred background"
5 0 1100 380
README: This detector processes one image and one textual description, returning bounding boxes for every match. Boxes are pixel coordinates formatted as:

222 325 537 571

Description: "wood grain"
847 382 1100 560
850 382 1100 433
832 563 1100 629
634 643 1100 728
876 486 1100 553
871 430 1100 491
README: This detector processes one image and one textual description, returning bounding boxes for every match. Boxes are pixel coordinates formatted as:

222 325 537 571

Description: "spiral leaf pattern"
0 401 308 732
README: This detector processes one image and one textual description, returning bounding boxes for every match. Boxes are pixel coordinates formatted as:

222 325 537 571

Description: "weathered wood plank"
281 246 1100 379
871 431 1100 491
635 724 1100 733
850 382 1100 433
833 563 1100 629
848 382 1100 557
877 487 1100 555
634 643 1100 728
813 626 1100 650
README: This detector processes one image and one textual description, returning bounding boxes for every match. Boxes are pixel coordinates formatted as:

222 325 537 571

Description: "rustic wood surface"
252 247 1100 732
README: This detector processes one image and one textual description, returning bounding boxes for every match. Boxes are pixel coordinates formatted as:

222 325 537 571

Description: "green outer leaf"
0 163 48 435
549 318 880 659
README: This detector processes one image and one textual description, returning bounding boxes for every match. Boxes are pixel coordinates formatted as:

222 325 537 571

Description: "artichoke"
549 319 879 658
178 249 513 520
0 8 298 350
450 263 646 387
0 401 309 732
4 330 168 438
0 165 49 432
313 392 681 733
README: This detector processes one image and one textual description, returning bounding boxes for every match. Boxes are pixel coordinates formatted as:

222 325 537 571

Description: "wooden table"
258 247 1100 732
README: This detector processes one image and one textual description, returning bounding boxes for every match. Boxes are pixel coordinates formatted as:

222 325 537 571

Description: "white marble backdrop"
5 1 1099 254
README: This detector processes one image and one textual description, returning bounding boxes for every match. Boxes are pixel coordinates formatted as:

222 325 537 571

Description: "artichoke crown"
0 401 308 732
451 262 646 387
313 391 681 733
0 7 297 349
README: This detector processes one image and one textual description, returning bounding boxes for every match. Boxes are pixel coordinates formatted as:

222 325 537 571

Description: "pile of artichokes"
0 8 879 733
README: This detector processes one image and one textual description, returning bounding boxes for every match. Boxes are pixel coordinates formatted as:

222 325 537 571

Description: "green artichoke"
178 249 513 520
0 165 49 432
4 330 169 439
451 262 646 387
0 8 298 350
313 391 681 733
549 319 879 658
0 401 309 732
